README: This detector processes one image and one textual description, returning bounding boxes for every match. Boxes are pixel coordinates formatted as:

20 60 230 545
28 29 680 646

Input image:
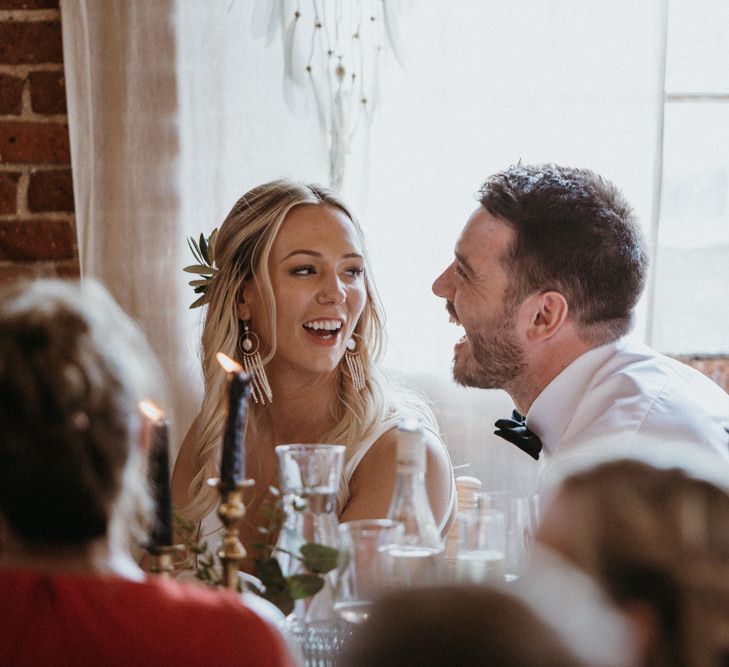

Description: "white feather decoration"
251 0 407 191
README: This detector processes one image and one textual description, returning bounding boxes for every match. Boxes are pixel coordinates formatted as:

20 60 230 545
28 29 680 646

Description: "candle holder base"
147 544 186 577
207 477 255 591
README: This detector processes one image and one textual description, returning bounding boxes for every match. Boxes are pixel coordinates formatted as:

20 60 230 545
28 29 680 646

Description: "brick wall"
676 356 729 395
0 0 78 283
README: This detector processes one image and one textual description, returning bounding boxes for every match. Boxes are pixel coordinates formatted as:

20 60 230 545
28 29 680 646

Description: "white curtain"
61 0 193 447
63 1 707 491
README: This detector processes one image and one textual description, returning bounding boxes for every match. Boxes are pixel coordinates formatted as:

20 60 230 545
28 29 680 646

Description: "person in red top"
0 279 296 667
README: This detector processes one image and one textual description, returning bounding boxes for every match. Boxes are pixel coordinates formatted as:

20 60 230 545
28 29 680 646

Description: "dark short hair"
340 585 585 667
0 279 158 546
478 164 647 343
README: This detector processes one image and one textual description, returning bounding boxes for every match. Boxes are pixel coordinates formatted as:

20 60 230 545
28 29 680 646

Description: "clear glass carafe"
275 444 344 609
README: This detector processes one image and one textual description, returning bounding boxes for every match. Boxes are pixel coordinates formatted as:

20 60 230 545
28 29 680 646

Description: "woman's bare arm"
171 416 199 513
339 427 454 531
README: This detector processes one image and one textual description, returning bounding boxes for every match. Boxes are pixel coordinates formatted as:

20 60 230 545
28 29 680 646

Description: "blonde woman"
172 180 455 572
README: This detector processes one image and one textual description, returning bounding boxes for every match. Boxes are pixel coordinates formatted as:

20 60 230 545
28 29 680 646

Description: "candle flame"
216 352 244 373
139 399 165 422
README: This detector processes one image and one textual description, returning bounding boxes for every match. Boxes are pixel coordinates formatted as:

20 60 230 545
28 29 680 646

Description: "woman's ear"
526 290 569 342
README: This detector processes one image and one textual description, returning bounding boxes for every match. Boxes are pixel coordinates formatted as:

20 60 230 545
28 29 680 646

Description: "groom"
432 163 729 462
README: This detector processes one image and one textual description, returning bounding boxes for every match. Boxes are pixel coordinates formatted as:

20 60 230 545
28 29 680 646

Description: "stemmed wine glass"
333 519 405 624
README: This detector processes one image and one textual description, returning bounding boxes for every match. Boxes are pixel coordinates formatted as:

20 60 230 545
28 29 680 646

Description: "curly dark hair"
478 164 647 343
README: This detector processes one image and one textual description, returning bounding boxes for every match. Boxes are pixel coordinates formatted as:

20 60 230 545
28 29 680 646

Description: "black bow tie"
494 410 542 461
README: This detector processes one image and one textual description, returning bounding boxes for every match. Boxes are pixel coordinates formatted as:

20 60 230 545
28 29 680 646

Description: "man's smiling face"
432 208 526 389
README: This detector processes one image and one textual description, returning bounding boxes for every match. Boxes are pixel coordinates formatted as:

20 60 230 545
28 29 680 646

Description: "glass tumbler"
478 491 539 582
333 519 405 624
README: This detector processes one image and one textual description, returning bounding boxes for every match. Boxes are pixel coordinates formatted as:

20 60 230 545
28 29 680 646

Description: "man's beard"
453 309 525 390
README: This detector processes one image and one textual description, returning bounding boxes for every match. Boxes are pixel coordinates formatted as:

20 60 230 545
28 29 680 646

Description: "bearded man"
432 163 729 463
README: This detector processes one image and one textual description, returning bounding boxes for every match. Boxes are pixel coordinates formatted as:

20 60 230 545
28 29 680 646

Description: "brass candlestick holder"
148 545 185 577
209 477 255 591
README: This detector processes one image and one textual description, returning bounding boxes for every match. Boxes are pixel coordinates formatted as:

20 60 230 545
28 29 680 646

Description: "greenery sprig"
173 488 339 616
183 229 219 309
250 486 339 615
173 511 222 586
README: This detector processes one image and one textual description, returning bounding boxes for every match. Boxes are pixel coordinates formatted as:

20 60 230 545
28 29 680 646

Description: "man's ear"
526 291 569 342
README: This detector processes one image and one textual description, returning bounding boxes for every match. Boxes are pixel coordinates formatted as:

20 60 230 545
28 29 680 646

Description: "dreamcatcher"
252 0 407 191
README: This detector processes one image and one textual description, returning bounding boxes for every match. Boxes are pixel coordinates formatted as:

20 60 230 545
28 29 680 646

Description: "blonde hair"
182 179 435 521
547 459 729 666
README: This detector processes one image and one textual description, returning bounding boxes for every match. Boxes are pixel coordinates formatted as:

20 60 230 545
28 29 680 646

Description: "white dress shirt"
526 338 729 462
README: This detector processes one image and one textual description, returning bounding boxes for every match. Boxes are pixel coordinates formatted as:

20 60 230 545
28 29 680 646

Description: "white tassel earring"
240 321 273 405
345 337 366 392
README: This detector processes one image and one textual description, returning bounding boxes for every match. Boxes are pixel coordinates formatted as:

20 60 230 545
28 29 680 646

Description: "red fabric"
0 568 295 667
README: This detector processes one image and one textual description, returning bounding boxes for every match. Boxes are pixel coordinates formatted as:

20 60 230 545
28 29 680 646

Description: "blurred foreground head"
0 279 163 557
539 446 729 666
340 584 587 667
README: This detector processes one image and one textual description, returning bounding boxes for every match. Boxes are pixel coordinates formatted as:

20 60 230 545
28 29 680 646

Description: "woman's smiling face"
240 203 367 380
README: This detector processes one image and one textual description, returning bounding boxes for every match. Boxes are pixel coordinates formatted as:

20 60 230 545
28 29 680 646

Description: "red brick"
0 219 75 260
677 356 729 394
0 260 79 284
0 0 58 8
0 21 63 65
29 70 65 114
28 168 73 212
53 260 80 278
0 74 24 115
0 121 70 163
0 171 21 215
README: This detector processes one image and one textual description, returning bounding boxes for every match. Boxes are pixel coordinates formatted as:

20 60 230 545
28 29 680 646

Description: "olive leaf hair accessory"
183 228 219 309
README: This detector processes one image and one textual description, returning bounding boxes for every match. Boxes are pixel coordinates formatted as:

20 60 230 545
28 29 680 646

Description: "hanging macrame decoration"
252 0 405 191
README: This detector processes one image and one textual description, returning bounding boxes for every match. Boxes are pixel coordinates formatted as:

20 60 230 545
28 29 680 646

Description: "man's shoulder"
556 339 729 458
593 339 727 400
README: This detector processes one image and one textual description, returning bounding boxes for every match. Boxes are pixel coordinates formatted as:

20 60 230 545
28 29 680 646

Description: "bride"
172 179 455 573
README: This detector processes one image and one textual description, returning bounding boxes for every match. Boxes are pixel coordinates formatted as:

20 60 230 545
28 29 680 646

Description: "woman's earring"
345 337 366 392
239 321 273 405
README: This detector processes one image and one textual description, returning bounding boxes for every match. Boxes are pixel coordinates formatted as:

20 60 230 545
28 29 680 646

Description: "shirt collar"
526 339 621 456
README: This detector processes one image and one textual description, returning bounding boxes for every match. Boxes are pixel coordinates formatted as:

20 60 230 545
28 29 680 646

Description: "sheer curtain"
61 0 193 446
63 1 674 490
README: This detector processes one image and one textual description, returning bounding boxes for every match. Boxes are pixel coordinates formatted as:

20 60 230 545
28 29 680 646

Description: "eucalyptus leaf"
256 557 287 591
300 543 339 574
199 234 210 265
190 294 208 309
183 265 216 275
263 589 295 616
288 573 325 600
187 237 204 265
208 228 218 264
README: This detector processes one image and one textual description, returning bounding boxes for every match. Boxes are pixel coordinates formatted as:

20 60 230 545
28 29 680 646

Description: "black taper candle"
149 418 173 550
220 367 252 491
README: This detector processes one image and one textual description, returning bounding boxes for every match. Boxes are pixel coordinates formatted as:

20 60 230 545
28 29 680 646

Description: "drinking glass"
333 519 405 624
276 444 349 663
455 507 507 584
477 491 539 581
275 444 345 578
